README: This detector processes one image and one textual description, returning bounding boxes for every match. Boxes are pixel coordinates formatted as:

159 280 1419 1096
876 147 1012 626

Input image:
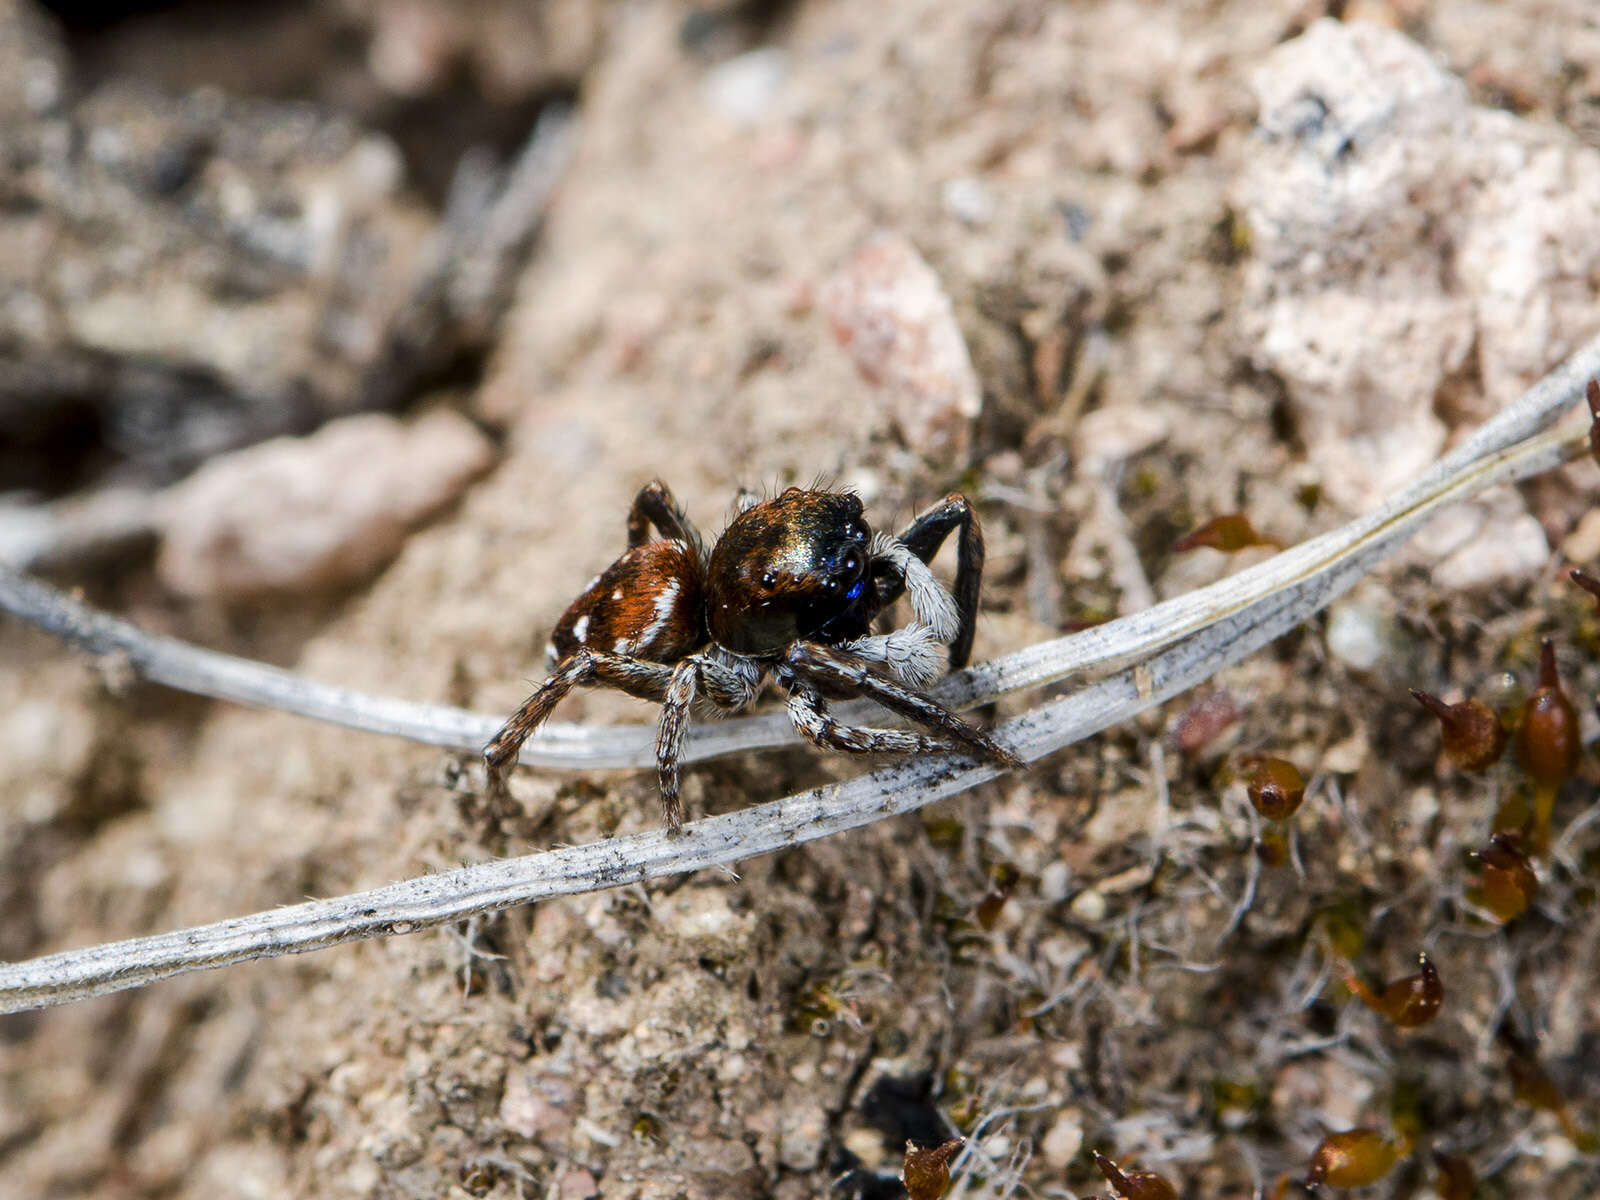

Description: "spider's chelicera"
484 480 1020 829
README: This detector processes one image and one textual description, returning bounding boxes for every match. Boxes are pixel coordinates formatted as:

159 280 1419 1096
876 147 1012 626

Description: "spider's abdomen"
549 540 706 666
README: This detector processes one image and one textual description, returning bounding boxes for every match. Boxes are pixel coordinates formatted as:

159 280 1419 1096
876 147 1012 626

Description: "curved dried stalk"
0 334 1597 1012
3 327 1595 770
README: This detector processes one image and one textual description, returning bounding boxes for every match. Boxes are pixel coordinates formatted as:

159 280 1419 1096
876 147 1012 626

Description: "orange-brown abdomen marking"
551 540 706 664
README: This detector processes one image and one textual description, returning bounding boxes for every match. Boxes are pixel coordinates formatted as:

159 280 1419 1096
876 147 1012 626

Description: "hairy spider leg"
781 642 1020 768
857 533 960 687
654 649 763 830
889 494 986 669
483 648 676 795
656 660 698 830
843 621 945 689
785 679 939 755
625 479 707 564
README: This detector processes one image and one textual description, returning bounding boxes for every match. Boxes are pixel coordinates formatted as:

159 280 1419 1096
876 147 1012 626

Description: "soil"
4 1 1600 1198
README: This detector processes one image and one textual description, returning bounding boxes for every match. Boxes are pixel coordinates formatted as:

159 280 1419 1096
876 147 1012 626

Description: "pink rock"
1237 19 1600 514
156 410 493 600
559 1167 600 1199
820 231 982 461
498 1066 576 1141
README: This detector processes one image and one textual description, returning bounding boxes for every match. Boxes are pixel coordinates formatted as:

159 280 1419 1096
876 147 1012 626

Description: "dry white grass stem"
2 332 1598 1011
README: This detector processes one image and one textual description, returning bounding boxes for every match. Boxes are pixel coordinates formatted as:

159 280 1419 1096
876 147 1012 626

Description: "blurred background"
4 1 1600 1197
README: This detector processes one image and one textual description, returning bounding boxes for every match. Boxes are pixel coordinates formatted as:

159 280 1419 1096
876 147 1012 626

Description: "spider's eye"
842 552 860 575
760 571 778 589
853 527 867 541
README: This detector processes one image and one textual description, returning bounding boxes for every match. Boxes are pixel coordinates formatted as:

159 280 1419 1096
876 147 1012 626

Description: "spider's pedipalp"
869 532 961 646
845 622 944 689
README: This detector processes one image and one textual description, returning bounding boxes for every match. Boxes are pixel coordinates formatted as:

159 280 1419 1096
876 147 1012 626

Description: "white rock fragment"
1325 599 1394 672
156 410 494 600
1322 724 1371 775
1433 510 1549 591
702 48 788 127
777 1103 828 1171
366 3 454 96
4 695 88 773
1083 787 1157 848
0 504 54 569
1237 19 1600 512
0 0 66 118
1038 860 1073 905
1410 501 1488 562
1073 404 1172 468
499 1066 575 1141
1562 508 1600 564
1412 493 1551 589
1069 888 1107 923
820 231 983 461
941 176 993 227
1538 1132 1579 1171
1039 1109 1085 1168
558 1168 600 1200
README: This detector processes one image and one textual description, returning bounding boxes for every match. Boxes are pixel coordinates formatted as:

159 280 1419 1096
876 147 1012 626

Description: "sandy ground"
5 1 1600 1197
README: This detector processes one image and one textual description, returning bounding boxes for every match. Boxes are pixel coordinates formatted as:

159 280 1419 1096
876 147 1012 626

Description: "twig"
1088 463 1157 615
0 335 1596 1011
5 329 1597 770
1219 799 1264 944
359 103 578 411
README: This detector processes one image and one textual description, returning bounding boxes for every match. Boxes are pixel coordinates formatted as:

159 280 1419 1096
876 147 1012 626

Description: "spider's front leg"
483 649 674 796
879 494 986 669
782 642 1021 769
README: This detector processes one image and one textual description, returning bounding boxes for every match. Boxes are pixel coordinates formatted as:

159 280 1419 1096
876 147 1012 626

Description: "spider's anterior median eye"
842 551 861 575
760 571 778 589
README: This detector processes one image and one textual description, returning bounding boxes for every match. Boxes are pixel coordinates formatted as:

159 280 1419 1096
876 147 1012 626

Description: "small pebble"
1074 405 1171 466
1070 888 1108 922
820 231 983 460
1326 600 1393 672
1039 1110 1085 1168
559 1168 600 1200
703 48 787 126
1434 511 1548 590
941 176 993 226
1561 507 1600 563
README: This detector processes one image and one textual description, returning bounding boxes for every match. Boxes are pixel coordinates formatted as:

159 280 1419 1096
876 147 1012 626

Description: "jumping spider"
484 480 1019 829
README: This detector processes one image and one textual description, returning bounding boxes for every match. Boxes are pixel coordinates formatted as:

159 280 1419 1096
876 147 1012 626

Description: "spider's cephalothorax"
484 480 1019 829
